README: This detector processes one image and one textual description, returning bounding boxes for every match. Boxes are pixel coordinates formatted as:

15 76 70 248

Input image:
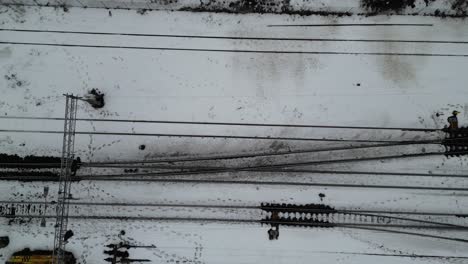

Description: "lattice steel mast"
52 94 79 264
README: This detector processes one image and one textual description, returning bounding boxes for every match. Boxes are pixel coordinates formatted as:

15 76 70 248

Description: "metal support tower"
52 94 79 264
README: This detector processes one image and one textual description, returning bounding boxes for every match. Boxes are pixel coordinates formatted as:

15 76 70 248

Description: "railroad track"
1 201 467 228
2 201 468 243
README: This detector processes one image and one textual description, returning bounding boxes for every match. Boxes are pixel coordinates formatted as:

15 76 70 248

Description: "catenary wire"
1 41 468 57
3 28 468 45
0 129 449 143
0 115 440 131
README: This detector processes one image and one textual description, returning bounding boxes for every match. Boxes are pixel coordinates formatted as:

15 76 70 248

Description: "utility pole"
52 94 79 264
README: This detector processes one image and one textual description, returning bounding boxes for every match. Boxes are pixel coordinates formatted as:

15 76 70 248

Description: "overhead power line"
0 129 446 143
2 28 466 44
82 151 465 171
1 41 467 57
267 23 433 27
3 142 423 167
0 142 431 167
0 115 440 131
70 178 468 191
82 142 432 166
74 169 468 179
1 174 465 191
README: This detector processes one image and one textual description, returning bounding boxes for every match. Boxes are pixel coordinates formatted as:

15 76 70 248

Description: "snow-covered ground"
1 4 468 264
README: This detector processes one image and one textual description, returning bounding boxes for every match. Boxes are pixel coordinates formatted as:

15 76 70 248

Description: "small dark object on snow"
64 230 74 242
104 250 129 258
115 251 129 258
137 8 149 15
104 257 115 263
268 227 279 240
71 157 81 176
84 89 105 108
139 145 146 150
105 242 131 250
8 206 15 216
319 193 326 201
109 10 112 16
0 236 9 248
448 110 460 130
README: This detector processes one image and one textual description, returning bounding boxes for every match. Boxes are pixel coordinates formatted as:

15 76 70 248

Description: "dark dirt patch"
361 0 416 13
4 73 26 89
180 0 351 16
84 88 105 109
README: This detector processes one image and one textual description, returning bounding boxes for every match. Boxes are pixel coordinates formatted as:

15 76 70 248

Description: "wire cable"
79 152 451 171
2 28 466 44
76 178 468 191
267 23 434 27
1 41 467 57
0 115 440 132
82 141 436 166
0 129 446 143
71 169 468 179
